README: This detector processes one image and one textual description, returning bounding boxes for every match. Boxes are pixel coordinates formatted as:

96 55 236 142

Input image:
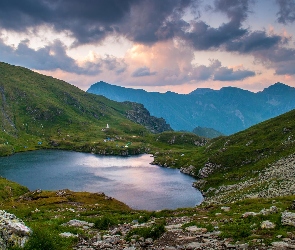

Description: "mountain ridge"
87 81 295 134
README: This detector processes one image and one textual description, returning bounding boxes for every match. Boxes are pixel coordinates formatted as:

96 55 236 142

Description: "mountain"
192 126 223 138
87 81 295 135
0 62 171 156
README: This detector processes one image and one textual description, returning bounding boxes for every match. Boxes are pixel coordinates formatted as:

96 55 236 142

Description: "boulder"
0 210 32 249
221 206 231 212
242 212 258 218
61 219 94 228
261 220 276 229
281 211 295 227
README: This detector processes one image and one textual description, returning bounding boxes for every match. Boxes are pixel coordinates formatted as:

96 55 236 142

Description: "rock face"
125 102 172 133
0 210 31 249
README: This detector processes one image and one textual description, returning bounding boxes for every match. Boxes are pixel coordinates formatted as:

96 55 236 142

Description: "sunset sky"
0 0 295 93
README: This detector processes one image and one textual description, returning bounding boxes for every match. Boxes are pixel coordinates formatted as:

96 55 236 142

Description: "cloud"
213 67 255 81
132 66 157 77
213 0 254 23
255 47 295 75
276 0 295 24
101 55 127 75
184 20 247 50
0 38 127 76
180 0 256 51
126 42 256 84
225 31 282 53
0 0 200 46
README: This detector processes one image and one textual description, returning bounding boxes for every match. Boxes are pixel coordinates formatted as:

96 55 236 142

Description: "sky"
0 0 295 94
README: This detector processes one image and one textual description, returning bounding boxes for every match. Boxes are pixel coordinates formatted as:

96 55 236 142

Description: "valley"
0 62 295 249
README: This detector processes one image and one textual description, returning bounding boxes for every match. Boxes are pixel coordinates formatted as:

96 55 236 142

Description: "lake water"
0 150 203 210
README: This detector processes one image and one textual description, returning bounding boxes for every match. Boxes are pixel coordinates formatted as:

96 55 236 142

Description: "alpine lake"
0 150 203 210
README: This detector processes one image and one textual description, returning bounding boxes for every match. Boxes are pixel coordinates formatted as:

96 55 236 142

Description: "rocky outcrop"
0 210 31 249
125 102 172 133
180 165 195 176
198 162 221 178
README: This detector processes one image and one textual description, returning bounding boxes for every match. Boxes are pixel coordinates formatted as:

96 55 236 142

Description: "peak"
261 83 293 94
189 88 215 95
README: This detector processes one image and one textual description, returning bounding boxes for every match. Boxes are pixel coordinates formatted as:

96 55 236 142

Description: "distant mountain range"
87 82 295 135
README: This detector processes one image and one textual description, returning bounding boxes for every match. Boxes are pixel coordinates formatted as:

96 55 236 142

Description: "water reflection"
0 150 203 210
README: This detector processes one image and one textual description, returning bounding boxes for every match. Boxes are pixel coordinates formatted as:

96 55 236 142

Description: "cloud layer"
0 0 294 92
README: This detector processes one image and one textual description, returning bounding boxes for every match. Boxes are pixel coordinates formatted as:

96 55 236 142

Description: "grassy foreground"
0 177 294 249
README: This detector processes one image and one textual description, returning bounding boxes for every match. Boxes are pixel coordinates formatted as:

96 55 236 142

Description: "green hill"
173 108 295 203
0 62 172 156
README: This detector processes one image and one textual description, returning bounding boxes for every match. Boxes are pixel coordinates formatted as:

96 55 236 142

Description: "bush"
94 216 116 230
23 227 60 250
126 220 166 241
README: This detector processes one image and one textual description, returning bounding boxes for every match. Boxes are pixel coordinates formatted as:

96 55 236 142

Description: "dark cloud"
184 21 247 50
276 0 295 24
213 67 255 81
225 31 282 53
190 60 255 82
181 0 255 50
0 0 199 45
0 38 126 75
255 47 295 75
213 0 254 23
121 0 198 44
132 66 157 77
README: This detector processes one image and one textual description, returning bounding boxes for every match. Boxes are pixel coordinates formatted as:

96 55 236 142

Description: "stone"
237 243 249 249
0 210 32 249
185 242 203 249
221 206 231 212
145 238 153 244
259 206 279 215
272 241 289 249
281 211 295 227
62 219 94 228
59 232 78 238
242 212 257 218
185 226 207 233
261 220 276 229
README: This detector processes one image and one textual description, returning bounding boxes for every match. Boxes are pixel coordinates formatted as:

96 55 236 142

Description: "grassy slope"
0 62 207 158
0 62 154 156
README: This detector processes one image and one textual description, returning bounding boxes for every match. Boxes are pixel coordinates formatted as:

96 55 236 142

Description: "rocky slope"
201 153 295 205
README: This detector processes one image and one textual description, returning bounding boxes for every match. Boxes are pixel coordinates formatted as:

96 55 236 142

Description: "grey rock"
62 219 94 228
0 210 32 249
221 206 231 212
59 232 78 238
281 211 295 227
272 241 289 249
185 242 203 249
261 220 276 229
